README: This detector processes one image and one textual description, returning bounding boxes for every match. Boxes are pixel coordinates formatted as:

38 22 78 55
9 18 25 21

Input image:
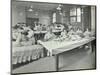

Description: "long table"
38 37 95 71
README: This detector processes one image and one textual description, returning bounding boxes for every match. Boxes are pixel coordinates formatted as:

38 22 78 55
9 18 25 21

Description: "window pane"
52 13 56 23
77 8 81 16
77 16 81 22
77 8 81 22
70 8 76 16
70 17 76 23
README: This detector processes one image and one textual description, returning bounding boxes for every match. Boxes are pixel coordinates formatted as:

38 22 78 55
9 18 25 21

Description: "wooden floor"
12 47 96 74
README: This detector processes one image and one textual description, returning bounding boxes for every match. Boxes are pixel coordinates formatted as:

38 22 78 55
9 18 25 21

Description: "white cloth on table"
38 37 95 56
12 45 44 64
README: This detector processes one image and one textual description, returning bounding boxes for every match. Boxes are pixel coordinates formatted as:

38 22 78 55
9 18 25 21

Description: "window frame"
70 7 82 24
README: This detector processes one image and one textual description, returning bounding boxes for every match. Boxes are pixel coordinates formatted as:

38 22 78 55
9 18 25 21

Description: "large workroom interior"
12 0 96 74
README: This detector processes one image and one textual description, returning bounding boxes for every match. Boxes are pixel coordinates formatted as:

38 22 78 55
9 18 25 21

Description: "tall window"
52 12 56 23
70 7 81 23
77 8 81 22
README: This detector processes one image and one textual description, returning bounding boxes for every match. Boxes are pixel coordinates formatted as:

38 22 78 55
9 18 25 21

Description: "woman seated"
12 24 22 41
27 28 35 45
42 24 47 31
59 24 65 31
76 28 84 38
68 28 81 41
68 28 76 35
83 28 92 38
58 29 68 41
44 28 56 41
34 23 42 31
13 27 35 47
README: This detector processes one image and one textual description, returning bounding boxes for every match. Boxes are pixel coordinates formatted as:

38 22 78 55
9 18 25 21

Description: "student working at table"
44 26 56 41
13 25 35 47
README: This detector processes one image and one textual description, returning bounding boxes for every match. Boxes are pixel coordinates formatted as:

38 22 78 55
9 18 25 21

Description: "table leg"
87 42 93 54
55 54 59 71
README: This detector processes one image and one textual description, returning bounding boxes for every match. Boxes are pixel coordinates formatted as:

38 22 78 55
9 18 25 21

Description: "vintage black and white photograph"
11 0 96 74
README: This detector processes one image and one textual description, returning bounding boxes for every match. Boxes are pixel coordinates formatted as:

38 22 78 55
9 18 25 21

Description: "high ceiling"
12 0 88 11
12 1 59 11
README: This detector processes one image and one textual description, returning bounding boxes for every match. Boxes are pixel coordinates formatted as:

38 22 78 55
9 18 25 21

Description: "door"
26 18 39 29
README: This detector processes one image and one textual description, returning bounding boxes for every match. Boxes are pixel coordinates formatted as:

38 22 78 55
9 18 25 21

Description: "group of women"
12 23 93 47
